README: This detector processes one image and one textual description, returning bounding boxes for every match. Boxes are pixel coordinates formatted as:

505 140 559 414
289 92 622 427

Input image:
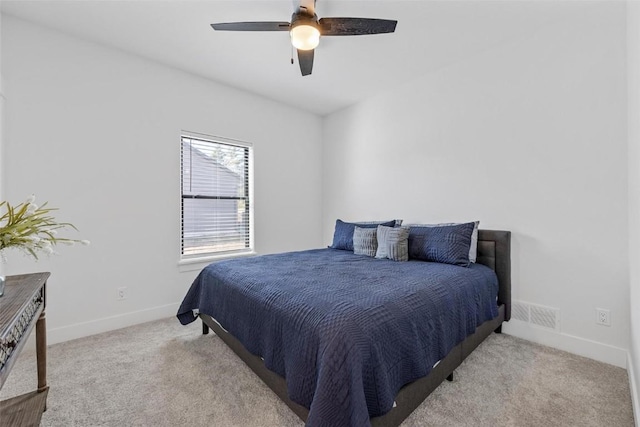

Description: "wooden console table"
0 272 50 426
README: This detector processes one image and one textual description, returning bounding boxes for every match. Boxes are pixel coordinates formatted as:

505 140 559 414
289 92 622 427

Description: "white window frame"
178 131 255 266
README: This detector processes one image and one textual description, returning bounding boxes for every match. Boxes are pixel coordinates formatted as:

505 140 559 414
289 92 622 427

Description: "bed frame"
199 229 511 427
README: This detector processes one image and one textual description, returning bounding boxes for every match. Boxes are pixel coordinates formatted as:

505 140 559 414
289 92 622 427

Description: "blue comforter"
177 249 499 427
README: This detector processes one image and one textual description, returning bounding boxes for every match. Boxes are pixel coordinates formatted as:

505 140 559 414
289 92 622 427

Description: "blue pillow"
408 222 475 266
408 221 479 262
330 219 396 251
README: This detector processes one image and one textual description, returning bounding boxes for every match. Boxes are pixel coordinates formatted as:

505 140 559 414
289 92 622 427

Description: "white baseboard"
628 352 640 427
48 303 181 346
19 303 181 353
503 319 627 368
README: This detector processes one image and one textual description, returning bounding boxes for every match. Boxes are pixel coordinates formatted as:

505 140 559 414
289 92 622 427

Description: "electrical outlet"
596 308 610 326
117 287 127 301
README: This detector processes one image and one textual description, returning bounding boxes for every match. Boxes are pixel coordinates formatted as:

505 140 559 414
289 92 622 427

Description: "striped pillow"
375 225 410 262
353 227 378 257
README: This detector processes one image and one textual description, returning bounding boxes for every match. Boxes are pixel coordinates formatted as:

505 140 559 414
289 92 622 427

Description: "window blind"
181 135 252 257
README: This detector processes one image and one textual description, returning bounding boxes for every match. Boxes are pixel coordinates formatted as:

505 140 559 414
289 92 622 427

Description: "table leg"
36 310 48 399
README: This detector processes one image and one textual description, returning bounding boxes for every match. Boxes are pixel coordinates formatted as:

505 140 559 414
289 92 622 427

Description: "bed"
177 229 511 427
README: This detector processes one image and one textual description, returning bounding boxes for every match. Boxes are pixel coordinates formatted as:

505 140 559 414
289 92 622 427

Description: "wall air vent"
511 300 560 331
530 305 560 330
511 301 530 322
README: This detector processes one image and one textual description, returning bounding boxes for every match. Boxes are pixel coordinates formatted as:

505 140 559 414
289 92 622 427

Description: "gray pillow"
375 225 410 262
353 226 378 257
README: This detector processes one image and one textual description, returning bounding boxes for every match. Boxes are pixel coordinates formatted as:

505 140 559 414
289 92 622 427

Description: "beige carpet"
0 317 634 426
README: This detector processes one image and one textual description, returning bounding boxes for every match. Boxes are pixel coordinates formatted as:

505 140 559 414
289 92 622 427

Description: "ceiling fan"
211 0 397 76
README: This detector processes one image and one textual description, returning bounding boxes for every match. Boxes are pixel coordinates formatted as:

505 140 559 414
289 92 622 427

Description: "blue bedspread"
177 249 499 427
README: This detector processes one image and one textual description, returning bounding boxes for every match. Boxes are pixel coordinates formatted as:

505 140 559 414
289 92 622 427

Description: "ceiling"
1 0 583 116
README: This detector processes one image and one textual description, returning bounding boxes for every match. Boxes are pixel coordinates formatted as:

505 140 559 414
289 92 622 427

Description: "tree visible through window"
181 135 252 257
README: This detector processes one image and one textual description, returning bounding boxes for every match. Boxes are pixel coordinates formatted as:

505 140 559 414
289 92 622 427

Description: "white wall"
627 0 640 422
1 15 323 343
0 11 5 282
0 10 4 259
2 3 632 373
323 3 629 366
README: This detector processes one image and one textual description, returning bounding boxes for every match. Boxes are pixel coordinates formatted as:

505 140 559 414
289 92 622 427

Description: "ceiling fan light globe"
290 25 320 50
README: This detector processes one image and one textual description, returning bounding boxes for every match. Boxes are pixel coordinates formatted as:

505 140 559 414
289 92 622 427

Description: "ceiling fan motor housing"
290 11 320 32
290 11 321 51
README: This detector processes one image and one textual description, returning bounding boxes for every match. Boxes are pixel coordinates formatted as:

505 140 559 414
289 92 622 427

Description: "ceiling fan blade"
319 18 397 36
297 49 314 76
299 0 316 16
211 22 291 31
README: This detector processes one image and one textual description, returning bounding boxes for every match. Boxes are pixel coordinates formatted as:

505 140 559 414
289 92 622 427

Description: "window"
181 134 253 259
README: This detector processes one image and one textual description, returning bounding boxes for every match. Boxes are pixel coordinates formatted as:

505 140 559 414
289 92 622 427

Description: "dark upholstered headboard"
476 230 511 321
